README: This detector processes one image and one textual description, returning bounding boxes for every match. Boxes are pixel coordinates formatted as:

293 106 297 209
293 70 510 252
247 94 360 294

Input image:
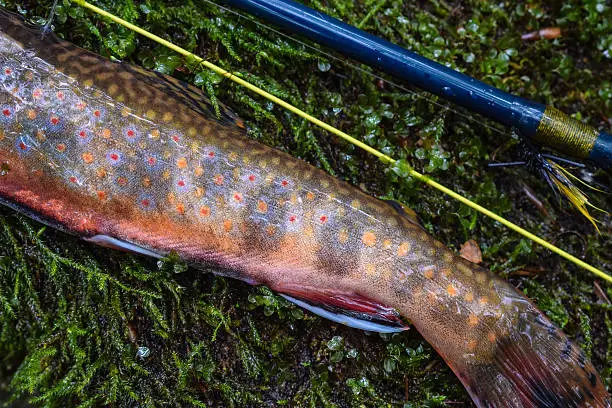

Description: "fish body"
0 11 609 407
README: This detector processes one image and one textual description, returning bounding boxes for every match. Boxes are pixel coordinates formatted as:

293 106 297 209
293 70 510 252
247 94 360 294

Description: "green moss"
1 0 610 406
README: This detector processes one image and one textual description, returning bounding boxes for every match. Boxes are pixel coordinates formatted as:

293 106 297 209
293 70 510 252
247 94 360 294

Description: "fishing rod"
222 0 612 170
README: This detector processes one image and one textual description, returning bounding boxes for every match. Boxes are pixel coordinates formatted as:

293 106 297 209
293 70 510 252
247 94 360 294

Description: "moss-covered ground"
0 0 611 406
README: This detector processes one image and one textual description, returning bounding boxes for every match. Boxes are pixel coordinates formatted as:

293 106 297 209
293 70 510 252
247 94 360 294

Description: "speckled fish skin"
0 11 609 408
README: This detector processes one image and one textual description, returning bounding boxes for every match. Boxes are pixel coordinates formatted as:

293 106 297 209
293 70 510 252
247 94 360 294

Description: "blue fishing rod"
222 0 611 170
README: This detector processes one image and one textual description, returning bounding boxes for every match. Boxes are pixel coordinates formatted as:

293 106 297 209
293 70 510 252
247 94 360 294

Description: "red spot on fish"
56 91 65 100
319 215 328 224
4 68 11 75
208 151 215 158
79 130 87 139
93 110 101 118
32 89 42 98
248 174 256 182
200 206 211 217
76 101 86 110
69 176 78 184
289 215 297 223
2 108 10 117
171 134 181 143
233 193 243 202
50 116 60 125
18 141 27 151
281 180 289 187
141 199 151 208
147 157 157 166
126 129 135 138
110 153 119 161
56 143 66 152
177 180 186 188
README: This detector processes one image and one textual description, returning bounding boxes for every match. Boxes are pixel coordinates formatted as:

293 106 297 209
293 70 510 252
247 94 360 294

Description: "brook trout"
0 10 609 407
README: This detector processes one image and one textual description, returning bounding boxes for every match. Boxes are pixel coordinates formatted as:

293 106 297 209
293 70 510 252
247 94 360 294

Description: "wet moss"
1 0 611 406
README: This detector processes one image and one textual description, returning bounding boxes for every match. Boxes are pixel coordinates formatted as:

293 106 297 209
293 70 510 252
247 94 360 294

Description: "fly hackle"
489 138 608 232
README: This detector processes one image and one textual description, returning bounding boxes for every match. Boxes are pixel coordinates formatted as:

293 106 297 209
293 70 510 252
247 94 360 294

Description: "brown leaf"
522 27 562 41
460 239 482 264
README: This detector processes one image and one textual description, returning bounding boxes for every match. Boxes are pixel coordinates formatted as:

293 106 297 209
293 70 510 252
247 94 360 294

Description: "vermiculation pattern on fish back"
0 13 608 408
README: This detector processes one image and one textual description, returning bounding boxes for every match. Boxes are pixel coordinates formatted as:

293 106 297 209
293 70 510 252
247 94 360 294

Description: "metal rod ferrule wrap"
534 106 598 159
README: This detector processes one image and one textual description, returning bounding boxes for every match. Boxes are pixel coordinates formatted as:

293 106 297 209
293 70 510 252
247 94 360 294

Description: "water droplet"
136 346 150 359
468 90 476 99
317 60 331 72
0 162 9 176
442 86 454 97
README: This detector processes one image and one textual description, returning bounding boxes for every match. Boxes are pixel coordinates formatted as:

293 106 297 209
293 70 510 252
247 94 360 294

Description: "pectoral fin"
84 235 162 259
275 284 409 333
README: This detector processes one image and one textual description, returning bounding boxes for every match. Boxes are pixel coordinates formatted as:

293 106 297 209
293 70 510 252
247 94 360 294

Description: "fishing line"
201 0 508 138
70 0 611 283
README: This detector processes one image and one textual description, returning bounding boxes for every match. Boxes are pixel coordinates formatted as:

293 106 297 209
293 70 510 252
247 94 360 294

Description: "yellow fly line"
71 0 611 284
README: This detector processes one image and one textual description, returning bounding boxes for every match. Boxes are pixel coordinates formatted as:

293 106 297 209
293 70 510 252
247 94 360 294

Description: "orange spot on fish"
214 174 224 185
177 157 187 169
266 225 277 236
117 176 128 186
487 332 496 343
338 229 349 243
82 152 94 164
27 110 36 120
257 200 268 213
362 231 376 247
479 296 489 305
464 292 474 302
142 177 152 188
97 191 106 200
195 167 204 177
306 191 315 200
200 206 211 217
223 219 233 232
100 128 112 139
423 266 435 279
467 314 479 327
176 203 185 215
447 284 457 296
96 168 107 179
398 242 410 256
194 187 204 198
466 339 477 352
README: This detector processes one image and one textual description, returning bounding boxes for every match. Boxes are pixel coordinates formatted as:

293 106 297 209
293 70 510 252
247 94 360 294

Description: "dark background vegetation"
0 0 610 406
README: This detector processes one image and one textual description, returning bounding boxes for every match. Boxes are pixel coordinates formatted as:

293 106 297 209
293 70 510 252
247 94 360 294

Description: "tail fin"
452 305 610 408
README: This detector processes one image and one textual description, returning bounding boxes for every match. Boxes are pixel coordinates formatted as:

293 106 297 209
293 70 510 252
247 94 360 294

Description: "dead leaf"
460 239 482 264
522 27 561 41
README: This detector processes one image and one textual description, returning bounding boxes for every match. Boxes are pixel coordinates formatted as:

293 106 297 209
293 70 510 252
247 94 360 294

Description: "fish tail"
450 305 610 407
